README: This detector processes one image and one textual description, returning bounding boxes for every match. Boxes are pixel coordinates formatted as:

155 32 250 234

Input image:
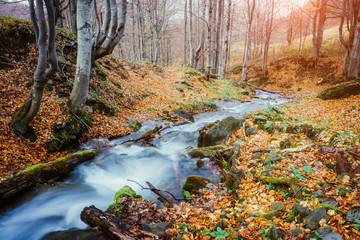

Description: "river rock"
172 109 195 122
225 169 246 189
267 227 284 240
40 228 102 240
317 227 333 236
142 222 171 238
270 201 286 211
322 231 344 240
346 208 360 222
264 152 282 164
198 117 242 147
126 119 142 132
182 176 215 196
289 228 303 237
245 127 258 136
187 145 229 159
306 207 331 230
323 199 339 207
293 203 310 217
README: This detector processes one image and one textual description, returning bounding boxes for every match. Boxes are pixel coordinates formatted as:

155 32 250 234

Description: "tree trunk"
183 0 188 67
262 0 274 78
220 0 231 78
315 0 328 58
241 0 255 81
68 0 93 114
210 0 217 74
0 150 98 204
345 10 360 80
215 0 224 75
92 0 127 62
205 0 213 78
69 0 77 35
11 0 58 137
188 0 194 67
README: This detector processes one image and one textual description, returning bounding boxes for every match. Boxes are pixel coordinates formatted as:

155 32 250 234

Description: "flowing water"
0 91 288 240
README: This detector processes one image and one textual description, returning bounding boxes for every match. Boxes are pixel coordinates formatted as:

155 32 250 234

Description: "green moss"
107 186 142 213
15 150 98 178
285 209 297 222
181 189 191 198
15 163 46 177
182 176 215 195
262 210 280 220
187 145 228 158
316 203 346 216
317 80 360 100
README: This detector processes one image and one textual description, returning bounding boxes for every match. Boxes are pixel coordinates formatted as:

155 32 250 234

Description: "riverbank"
0 16 254 181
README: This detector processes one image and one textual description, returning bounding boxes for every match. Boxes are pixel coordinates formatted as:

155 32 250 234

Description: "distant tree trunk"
312 0 328 61
215 0 224 75
197 0 207 71
210 0 217 74
262 0 275 78
183 0 188 67
287 10 294 45
188 0 194 67
53 0 64 28
92 0 127 62
69 0 77 35
205 0 213 78
219 0 231 78
136 0 145 61
339 0 360 80
11 0 58 137
241 0 255 81
68 0 93 115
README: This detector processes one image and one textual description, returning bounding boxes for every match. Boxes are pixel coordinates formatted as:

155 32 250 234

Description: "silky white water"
0 91 288 240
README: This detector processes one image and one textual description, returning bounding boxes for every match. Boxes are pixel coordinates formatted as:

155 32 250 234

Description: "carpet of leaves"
161 94 360 240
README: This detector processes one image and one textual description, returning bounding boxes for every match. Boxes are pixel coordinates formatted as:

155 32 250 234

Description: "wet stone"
346 208 360 222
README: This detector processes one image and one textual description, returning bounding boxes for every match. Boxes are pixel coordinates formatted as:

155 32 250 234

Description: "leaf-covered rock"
317 79 360 100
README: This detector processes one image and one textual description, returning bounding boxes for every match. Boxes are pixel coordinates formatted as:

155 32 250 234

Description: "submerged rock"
172 109 195 122
41 228 103 240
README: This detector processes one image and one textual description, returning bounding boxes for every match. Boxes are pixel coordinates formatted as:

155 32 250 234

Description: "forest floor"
1 16 360 239
0 16 253 180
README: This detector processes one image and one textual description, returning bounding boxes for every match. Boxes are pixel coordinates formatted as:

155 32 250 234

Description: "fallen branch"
81 205 159 240
127 179 189 203
0 150 98 203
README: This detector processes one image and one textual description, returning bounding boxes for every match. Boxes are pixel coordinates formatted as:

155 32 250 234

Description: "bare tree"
183 0 188 67
92 0 127 62
11 0 57 136
311 0 329 61
205 0 213 78
68 0 93 114
241 0 256 81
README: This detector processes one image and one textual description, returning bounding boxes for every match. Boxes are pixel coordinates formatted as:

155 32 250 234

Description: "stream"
0 90 288 240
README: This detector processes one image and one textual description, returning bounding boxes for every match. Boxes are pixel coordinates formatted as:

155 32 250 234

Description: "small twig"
243 121 247 142
127 179 189 203
288 184 305 205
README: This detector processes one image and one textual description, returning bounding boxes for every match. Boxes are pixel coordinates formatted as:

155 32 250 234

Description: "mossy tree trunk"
11 0 58 137
68 0 93 114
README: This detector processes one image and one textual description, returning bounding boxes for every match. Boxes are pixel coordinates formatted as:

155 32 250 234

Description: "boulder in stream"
198 117 243 147
182 175 216 197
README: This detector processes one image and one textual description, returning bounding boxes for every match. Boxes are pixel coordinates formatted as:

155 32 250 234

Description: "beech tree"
241 0 256 81
11 0 57 137
68 0 93 114
311 0 329 61
92 0 127 62
339 0 360 80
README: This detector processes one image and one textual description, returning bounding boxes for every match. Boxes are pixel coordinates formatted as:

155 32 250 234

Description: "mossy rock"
264 121 275 134
317 79 360 100
198 117 243 147
182 176 215 196
47 113 91 152
106 186 142 213
126 119 142 132
264 152 283 164
248 78 266 87
315 203 346 216
187 145 229 158
279 135 302 150
263 210 280 220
